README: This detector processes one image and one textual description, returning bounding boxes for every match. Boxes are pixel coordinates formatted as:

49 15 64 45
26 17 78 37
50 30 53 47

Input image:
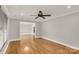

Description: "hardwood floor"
5 36 79 54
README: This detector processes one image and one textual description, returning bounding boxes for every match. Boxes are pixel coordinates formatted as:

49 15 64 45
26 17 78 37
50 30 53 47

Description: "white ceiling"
1 5 79 22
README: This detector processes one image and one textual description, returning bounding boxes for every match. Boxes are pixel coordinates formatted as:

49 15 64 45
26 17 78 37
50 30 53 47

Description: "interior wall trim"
3 40 10 54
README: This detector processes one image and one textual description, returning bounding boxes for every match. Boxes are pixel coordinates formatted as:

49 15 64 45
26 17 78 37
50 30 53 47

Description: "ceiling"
1 5 79 22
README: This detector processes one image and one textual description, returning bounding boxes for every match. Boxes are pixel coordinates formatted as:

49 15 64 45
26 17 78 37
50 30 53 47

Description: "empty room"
0 5 79 54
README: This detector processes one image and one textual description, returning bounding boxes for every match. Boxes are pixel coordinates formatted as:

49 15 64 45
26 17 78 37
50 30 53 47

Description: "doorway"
20 22 36 51
20 22 35 37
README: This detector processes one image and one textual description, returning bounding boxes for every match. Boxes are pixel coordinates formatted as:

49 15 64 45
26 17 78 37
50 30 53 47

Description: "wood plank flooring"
5 36 79 54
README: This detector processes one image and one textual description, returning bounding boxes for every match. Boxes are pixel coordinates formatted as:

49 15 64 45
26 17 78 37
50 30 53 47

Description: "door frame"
20 22 36 36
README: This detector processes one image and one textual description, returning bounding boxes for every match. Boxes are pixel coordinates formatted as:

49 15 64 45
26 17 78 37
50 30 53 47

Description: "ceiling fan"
31 10 51 19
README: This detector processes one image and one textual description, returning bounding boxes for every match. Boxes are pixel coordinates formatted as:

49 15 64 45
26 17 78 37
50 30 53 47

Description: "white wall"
7 19 39 40
0 8 7 50
7 19 20 40
41 13 79 48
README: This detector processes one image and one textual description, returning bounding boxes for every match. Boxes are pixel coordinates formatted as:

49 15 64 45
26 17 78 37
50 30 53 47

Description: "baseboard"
41 36 79 50
2 38 21 54
0 40 8 54
2 40 10 54
9 38 20 41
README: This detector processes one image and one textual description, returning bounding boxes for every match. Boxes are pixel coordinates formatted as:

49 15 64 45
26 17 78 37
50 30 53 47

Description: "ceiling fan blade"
41 16 45 19
35 16 39 19
31 10 51 19
43 14 51 16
